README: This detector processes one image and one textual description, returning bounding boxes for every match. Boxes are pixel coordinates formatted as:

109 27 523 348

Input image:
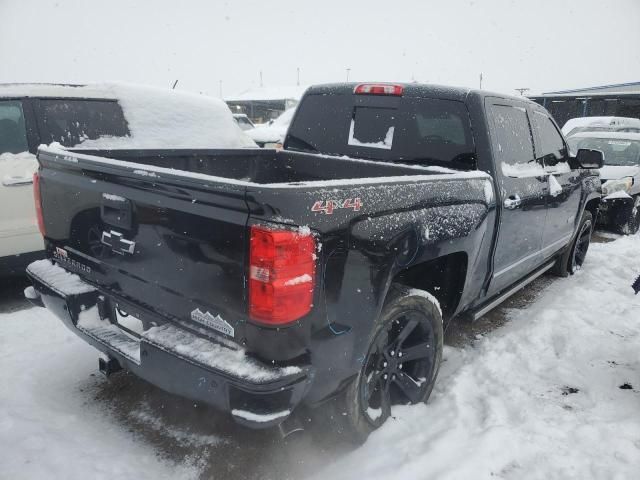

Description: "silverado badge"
190 308 235 338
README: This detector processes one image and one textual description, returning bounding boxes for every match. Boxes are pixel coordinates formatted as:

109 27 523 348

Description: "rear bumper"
26 260 313 429
0 249 44 277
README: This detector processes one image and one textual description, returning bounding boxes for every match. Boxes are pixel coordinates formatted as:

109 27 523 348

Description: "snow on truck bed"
3 234 639 479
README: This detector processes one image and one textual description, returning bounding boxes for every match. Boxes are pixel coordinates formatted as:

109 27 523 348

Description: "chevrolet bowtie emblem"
101 230 136 255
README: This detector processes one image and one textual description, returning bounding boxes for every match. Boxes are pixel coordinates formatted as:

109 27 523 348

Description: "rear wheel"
553 210 593 277
340 285 443 443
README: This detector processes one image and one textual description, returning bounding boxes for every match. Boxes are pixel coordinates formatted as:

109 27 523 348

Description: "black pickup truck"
26 83 603 440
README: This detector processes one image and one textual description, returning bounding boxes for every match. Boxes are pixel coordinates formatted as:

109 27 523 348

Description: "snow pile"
143 324 301 382
316 234 640 480
26 260 95 296
548 174 562 197
71 83 256 149
246 107 296 144
0 307 197 480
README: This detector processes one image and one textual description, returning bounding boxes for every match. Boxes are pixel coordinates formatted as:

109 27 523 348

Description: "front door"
530 108 582 257
486 99 548 296
0 99 42 258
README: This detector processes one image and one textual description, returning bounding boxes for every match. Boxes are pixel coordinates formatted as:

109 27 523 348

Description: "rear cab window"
36 98 129 147
286 92 476 170
487 102 537 177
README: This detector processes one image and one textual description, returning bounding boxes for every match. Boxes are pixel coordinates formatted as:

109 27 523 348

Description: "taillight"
354 83 404 96
33 171 45 236
249 225 316 325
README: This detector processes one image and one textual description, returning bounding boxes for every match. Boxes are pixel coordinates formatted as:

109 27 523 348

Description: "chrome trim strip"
474 261 555 321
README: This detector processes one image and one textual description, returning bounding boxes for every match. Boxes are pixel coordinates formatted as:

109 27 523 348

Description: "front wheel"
340 285 443 443
612 195 640 235
554 210 593 277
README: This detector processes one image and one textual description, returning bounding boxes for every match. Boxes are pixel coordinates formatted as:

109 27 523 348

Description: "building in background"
530 82 640 127
225 86 307 124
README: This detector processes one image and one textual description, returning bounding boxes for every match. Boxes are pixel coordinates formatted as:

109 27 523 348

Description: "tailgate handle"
101 194 133 230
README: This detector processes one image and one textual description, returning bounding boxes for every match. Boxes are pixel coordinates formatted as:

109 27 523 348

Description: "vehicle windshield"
567 136 640 165
286 93 476 169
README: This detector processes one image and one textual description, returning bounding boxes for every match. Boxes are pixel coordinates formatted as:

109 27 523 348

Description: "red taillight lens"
33 171 45 236
249 225 316 325
354 83 404 96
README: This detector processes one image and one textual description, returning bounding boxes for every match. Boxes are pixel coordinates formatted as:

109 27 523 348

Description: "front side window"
0 100 29 154
489 104 535 174
532 111 567 165
38 99 129 147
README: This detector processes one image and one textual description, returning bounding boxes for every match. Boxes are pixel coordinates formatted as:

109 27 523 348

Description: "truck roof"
304 82 537 105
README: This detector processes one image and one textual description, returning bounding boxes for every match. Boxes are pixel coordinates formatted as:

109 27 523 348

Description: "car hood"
599 165 640 180
246 125 288 143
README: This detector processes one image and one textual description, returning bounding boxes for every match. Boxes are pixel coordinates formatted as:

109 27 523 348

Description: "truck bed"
35 145 490 365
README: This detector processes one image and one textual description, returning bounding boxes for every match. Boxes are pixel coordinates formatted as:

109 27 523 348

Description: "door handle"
504 195 521 210
2 176 33 187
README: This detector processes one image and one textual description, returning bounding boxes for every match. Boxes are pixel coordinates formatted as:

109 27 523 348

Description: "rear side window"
532 111 567 165
38 99 129 147
286 94 476 169
0 100 29 154
489 104 535 170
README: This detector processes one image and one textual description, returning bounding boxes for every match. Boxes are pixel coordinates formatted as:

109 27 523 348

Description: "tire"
553 210 593 277
338 284 443 443
612 195 640 235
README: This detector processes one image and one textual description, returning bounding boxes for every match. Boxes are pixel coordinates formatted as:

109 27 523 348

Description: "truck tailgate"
37 149 250 340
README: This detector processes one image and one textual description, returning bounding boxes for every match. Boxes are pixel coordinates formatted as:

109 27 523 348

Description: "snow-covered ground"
1 233 639 479
318 234 640 480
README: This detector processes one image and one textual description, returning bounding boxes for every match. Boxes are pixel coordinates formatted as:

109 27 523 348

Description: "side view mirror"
575 148 604 169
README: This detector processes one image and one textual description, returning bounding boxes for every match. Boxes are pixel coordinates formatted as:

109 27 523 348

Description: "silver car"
567 131 640 234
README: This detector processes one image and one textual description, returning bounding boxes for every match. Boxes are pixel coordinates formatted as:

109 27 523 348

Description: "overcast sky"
1 0 639 98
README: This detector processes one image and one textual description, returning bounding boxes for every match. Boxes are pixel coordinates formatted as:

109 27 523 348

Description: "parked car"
25 83 601 442
246 107 296 147
0 82 254 276
562 116 640 138
567 131 640 233
233 113 255 131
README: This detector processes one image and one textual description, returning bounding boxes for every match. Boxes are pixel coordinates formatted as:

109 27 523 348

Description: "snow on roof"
566 130 640 141
562 116 640 136
0 83 118 99
225 85 308 102
1 82 256 148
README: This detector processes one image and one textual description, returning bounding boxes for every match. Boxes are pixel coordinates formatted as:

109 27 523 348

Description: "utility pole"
479 73 483 90
296 67 300 86
259 70 263 87
515 87 530 96
346 68 351 82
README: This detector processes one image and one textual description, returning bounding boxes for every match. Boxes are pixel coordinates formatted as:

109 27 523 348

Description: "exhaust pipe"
277 414 304 439
98 356 122 377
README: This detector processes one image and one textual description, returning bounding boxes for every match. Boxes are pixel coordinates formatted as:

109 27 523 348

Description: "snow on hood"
246 107 296 144
71 83 256 149
599 164 640 180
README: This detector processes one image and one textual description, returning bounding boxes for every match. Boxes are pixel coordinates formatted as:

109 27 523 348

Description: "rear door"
530 108 581 257
486 98 548 296
0 99 42 257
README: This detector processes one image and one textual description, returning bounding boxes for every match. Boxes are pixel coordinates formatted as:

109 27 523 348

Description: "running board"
472 261 555 321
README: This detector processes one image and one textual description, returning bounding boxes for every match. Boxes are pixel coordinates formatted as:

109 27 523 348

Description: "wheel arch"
390 252 468 322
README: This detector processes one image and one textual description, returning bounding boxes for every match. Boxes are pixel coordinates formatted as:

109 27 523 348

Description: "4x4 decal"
311 198 362 215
